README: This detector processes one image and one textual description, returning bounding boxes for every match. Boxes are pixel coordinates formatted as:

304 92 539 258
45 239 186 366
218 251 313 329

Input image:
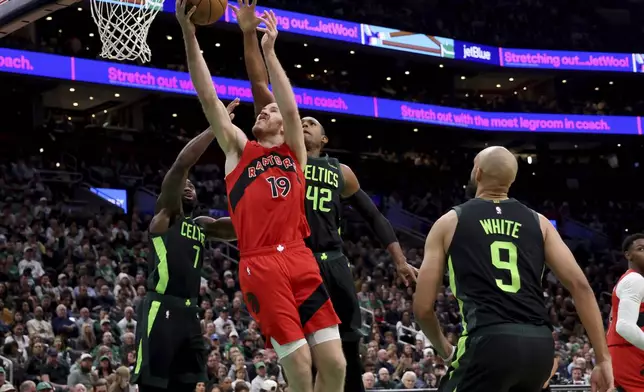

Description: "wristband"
441 345 456 362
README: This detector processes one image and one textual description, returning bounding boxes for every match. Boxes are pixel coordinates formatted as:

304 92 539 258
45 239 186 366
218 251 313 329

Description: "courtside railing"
385 205 434 237
36 169 83 184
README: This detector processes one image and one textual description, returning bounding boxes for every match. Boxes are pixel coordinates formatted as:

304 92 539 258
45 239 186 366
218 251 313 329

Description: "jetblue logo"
463 45 492 61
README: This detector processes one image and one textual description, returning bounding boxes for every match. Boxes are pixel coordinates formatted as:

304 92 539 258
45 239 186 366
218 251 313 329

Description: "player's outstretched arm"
155 128 217 217
152 100 240 233
413 211 457 361
614 272 644 349
194 216 237 241
257 10 306 165
340 164 418 285
231 0 275 115
176 0 247 159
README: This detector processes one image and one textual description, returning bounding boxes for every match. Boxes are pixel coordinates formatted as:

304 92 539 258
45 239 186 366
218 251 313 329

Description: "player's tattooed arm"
414 210 457 361
258 10 307 166
194 216 237 241
340 164 417 285
177 0 247 162
231 0 275 115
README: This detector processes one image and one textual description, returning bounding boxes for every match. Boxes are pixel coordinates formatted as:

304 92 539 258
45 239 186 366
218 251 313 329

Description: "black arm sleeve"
346 189 398 247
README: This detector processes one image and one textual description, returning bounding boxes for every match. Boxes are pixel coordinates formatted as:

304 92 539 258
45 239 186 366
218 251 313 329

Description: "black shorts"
314 250 362 341
438 324 553 392
131 292 207 388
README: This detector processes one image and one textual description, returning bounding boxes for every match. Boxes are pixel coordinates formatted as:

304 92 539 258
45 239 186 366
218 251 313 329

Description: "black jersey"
303 155 344 252
148 216 205 299
447 198 551 334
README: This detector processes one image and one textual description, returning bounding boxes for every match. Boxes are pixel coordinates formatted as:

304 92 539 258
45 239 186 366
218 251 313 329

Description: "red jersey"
607 269 644 390
607 269 644 348
225 141 310 252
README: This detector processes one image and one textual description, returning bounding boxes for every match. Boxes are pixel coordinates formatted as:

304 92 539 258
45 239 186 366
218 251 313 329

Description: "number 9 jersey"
447 198 552 334
225 141 311 252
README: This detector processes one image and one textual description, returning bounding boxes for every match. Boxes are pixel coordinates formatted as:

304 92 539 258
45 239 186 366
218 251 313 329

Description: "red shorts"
610 345 644 391
238 240 340 347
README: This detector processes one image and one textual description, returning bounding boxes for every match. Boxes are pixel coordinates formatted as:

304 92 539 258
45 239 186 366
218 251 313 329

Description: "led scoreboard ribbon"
160 1 644 73
0 47 640 134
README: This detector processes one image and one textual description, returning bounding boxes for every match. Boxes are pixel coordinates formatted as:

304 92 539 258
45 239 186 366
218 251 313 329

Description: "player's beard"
465 178 478 199
182 197 197 216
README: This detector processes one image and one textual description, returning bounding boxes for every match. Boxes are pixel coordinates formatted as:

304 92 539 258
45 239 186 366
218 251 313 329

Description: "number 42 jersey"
225 141 311 252
447 198 551 334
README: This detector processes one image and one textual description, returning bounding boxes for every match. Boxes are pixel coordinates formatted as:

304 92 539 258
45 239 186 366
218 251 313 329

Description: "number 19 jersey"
225 141 311 252
447 198 551 334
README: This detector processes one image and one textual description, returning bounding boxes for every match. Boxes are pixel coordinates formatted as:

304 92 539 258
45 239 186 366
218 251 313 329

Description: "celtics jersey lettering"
303 156 344 252
148 216 205 299
447 198 551 334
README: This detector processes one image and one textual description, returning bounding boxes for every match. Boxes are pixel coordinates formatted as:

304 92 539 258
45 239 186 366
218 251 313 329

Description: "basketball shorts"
610 345 644 392
314 250 362 342
239 240 341 348
438 324 553 392
131 292 208 388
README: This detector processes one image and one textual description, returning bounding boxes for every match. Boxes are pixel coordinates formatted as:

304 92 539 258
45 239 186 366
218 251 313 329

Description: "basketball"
188 0 227 26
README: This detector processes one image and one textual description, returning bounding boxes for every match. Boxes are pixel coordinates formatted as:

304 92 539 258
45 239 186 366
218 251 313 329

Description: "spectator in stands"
259 379 277 392
106 366 131 392
26 307 53 342
398 371 416 389
362 372 375 390
235 382 250 392
95 286 115 309
375 367 396 389
116 308 136 335
35 382 52 392
73 383 87 392
249 362 268 392
214 308 236 337
67 354 97 389
40 348 69 388
93 379 108 392
19 381 35 392
12 324 29 362
18 248 44 279
52 305 78 338
395 311 418 344
54 274 72 300
0 368 9 387
0 384 16 392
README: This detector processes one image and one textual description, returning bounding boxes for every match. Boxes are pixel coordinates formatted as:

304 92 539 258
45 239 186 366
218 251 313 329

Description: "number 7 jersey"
225 141 311 252
447 198 551 334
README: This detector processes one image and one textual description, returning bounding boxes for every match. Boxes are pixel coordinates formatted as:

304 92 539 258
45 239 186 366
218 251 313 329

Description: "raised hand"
226 98 241 121
175 0 197 35
230 0 260 33
257 10 278 52
396 261 419 287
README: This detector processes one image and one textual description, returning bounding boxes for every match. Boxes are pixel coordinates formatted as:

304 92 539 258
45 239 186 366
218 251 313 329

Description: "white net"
90 0 164 63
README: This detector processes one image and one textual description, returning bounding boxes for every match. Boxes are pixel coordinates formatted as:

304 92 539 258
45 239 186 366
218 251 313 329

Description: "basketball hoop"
90 0 164 63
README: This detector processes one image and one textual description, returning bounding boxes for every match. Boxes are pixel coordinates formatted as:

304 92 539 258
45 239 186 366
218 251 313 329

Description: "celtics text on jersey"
148 216 205 299
303 156 344 253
